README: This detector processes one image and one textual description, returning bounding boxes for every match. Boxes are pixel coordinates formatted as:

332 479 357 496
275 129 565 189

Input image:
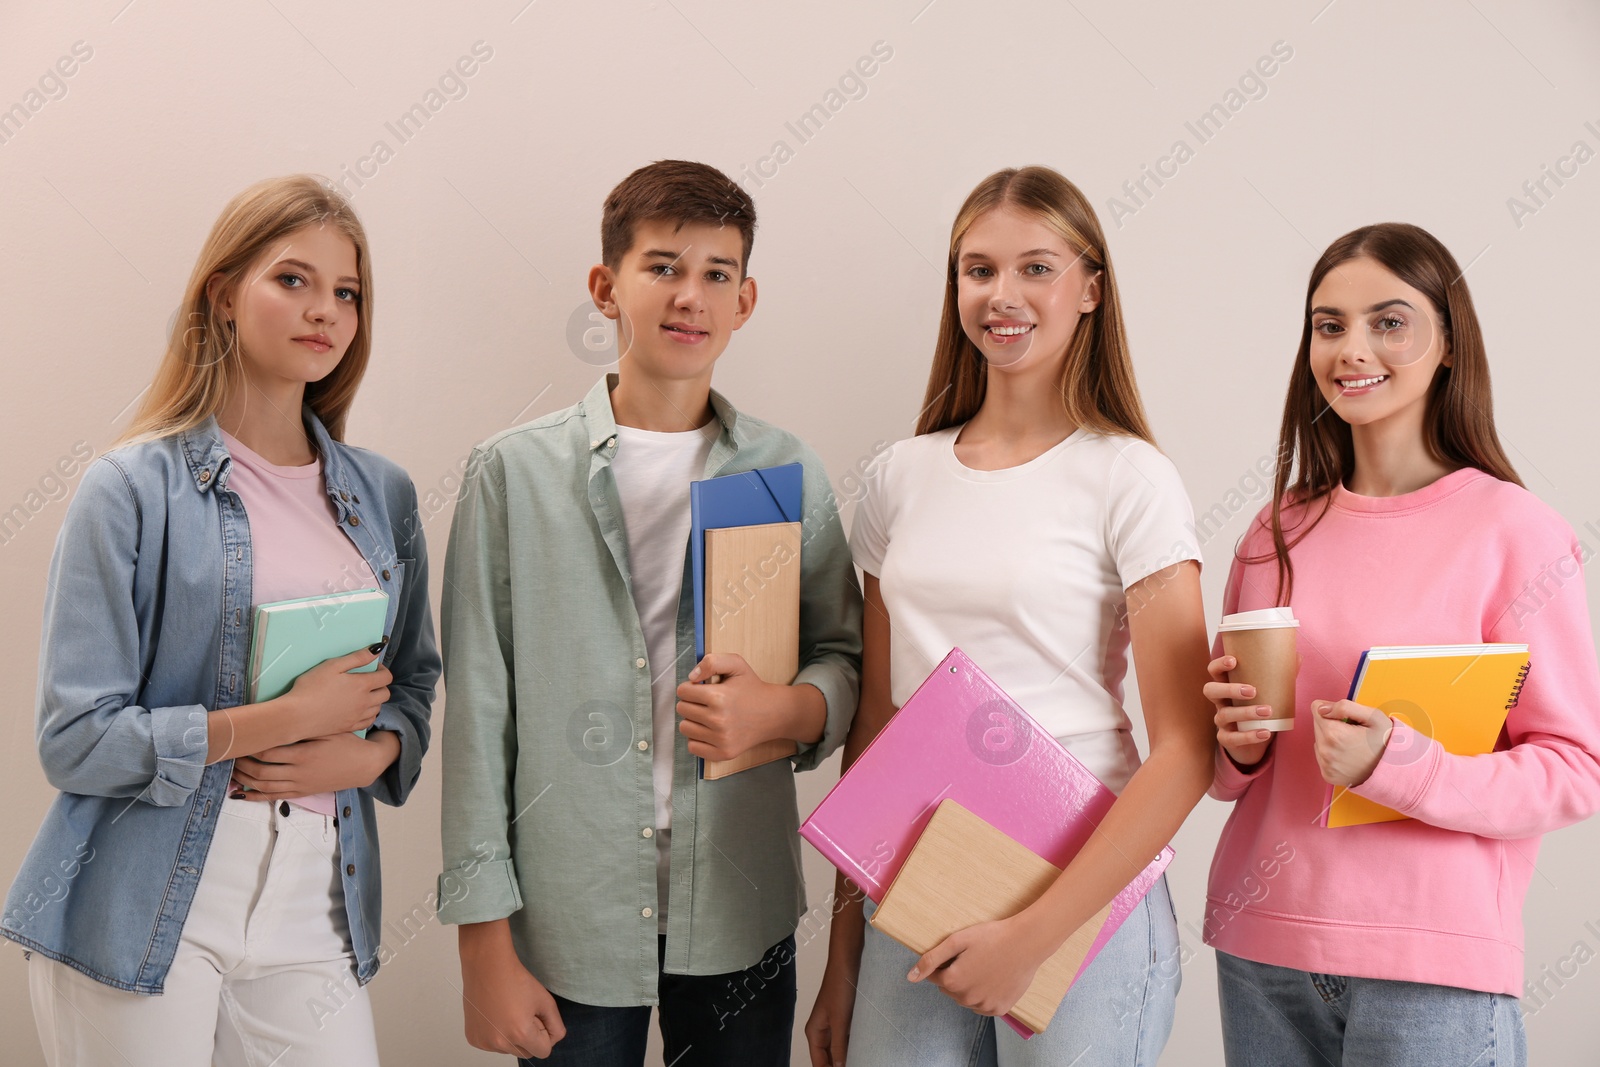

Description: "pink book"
799 647 1174 1038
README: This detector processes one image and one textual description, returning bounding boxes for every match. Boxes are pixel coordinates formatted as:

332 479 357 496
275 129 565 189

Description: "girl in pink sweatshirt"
1203 223 1600 1066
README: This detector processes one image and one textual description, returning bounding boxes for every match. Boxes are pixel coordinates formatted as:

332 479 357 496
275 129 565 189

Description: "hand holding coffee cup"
1206 608 1299 767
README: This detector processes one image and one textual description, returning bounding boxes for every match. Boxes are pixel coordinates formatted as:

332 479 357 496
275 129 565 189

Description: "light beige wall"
3 0 1599 1063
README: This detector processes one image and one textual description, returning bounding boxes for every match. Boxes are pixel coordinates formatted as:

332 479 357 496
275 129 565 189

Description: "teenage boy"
437 160 863 1065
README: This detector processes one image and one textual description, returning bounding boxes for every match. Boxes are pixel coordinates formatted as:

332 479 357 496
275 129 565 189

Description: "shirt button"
381 569 391 581
642 907 653 918
590 440 600 449
607 437 616 449
635 657 646 669
347 515 361 527
637 740 649 751
346 864 356 876
343 806 352 818
642 827 654 838
341 491 350 501
198 469 211 483
279 801 291 816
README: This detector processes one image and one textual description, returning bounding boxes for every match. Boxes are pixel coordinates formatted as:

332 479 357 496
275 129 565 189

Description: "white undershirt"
609 421 715 930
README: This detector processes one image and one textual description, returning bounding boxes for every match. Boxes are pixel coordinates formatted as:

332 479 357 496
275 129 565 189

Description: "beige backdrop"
4 0 1600 1063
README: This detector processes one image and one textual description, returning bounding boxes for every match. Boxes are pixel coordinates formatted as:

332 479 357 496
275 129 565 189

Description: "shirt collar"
180 406 351 499
579 373 740 453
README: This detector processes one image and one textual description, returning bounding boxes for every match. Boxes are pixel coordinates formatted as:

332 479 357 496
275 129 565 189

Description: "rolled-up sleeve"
36 458 209 805
790 451 864 772
437 447 525 924
365 479 439 808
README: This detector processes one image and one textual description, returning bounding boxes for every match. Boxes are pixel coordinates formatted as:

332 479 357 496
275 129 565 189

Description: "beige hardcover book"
870 799 1114 1034
701 522 802 780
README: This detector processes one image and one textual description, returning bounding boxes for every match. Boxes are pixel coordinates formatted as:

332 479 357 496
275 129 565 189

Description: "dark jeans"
521 934 797 1066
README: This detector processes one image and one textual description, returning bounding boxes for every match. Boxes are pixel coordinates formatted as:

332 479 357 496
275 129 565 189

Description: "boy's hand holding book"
675 652 824 763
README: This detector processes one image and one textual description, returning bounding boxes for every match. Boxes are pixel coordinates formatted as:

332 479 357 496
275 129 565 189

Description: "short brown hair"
601 160 756 273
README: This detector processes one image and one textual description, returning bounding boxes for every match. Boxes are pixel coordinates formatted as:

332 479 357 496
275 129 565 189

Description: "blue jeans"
520 934 796 1066
848 875 1181 1066
1216 950 1527 1066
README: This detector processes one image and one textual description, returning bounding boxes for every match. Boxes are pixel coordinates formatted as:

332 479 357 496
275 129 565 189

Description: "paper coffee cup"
1220 608 1298 731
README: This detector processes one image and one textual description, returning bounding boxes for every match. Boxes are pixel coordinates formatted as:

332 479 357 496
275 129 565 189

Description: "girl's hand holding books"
283 646 392 738
1311 699 1394 787
906 914 1047 1018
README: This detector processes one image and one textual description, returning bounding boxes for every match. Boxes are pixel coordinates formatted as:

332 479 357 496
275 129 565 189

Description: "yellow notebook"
870 799 1113 1034
700 522 801 780
1325 643 1530 828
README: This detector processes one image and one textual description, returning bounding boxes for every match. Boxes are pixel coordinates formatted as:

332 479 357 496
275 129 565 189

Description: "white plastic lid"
1218 607 1299 631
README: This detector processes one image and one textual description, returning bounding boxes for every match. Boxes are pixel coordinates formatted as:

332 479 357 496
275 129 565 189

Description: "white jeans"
29 796 380 1067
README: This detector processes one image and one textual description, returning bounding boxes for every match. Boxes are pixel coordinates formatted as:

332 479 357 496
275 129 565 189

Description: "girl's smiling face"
1308 256 1450 428
955 206 1100 378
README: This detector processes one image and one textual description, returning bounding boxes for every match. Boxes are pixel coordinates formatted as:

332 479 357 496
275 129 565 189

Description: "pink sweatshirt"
1206 468 1600 997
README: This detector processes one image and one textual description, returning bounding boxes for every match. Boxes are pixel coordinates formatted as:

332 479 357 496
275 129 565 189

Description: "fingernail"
368 638 388 654
688 668 700 681
1256 706 1272 716
906 968 918 981
230 791 245 800
1242 685 1256 697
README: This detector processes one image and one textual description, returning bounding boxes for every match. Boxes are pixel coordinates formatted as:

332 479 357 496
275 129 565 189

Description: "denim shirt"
2 410 439 994
437 375 862 1007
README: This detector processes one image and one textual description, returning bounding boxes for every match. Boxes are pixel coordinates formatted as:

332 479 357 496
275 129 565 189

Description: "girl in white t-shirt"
804 166 1215 1067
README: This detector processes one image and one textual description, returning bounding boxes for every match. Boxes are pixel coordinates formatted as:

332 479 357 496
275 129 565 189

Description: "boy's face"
589 219 757 385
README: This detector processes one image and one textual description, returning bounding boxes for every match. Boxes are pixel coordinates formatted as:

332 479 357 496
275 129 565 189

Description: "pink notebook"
799 647 1174 1038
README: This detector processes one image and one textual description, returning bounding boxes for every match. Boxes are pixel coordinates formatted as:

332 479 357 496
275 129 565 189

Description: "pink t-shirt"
1206 468 1600 997
222 429 377 816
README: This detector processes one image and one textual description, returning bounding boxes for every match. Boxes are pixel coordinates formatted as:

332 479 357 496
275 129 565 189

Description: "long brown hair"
1256 222 1521 603
915 166 1152 442
119 175 374 445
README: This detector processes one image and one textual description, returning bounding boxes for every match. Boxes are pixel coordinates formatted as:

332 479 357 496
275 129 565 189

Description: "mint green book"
247 589 389 736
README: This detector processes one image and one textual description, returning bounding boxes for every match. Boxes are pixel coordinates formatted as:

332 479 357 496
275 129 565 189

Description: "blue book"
688 464 805 779
689 463 804 660
246 588 389 737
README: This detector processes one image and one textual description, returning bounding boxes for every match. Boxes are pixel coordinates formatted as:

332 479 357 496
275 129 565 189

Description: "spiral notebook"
1324 643 1531 828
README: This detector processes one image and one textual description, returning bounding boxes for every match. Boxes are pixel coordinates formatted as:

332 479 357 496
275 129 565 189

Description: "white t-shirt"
609 421 715 928
849 425 1200 793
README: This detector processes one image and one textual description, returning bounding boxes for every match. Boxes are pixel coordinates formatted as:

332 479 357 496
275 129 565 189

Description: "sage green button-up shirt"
437 375 862 1006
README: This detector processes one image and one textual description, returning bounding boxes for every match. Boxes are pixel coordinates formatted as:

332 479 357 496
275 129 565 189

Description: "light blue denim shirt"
2 409 438 994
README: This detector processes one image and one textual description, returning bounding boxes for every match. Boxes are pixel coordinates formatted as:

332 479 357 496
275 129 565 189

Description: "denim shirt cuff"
146 704 210 806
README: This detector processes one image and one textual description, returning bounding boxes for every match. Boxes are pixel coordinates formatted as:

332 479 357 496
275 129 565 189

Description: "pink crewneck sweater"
1206 467 1600 997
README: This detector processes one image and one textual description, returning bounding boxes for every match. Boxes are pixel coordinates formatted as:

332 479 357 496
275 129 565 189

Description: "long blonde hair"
119 175 374 445
916 166 1153 443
